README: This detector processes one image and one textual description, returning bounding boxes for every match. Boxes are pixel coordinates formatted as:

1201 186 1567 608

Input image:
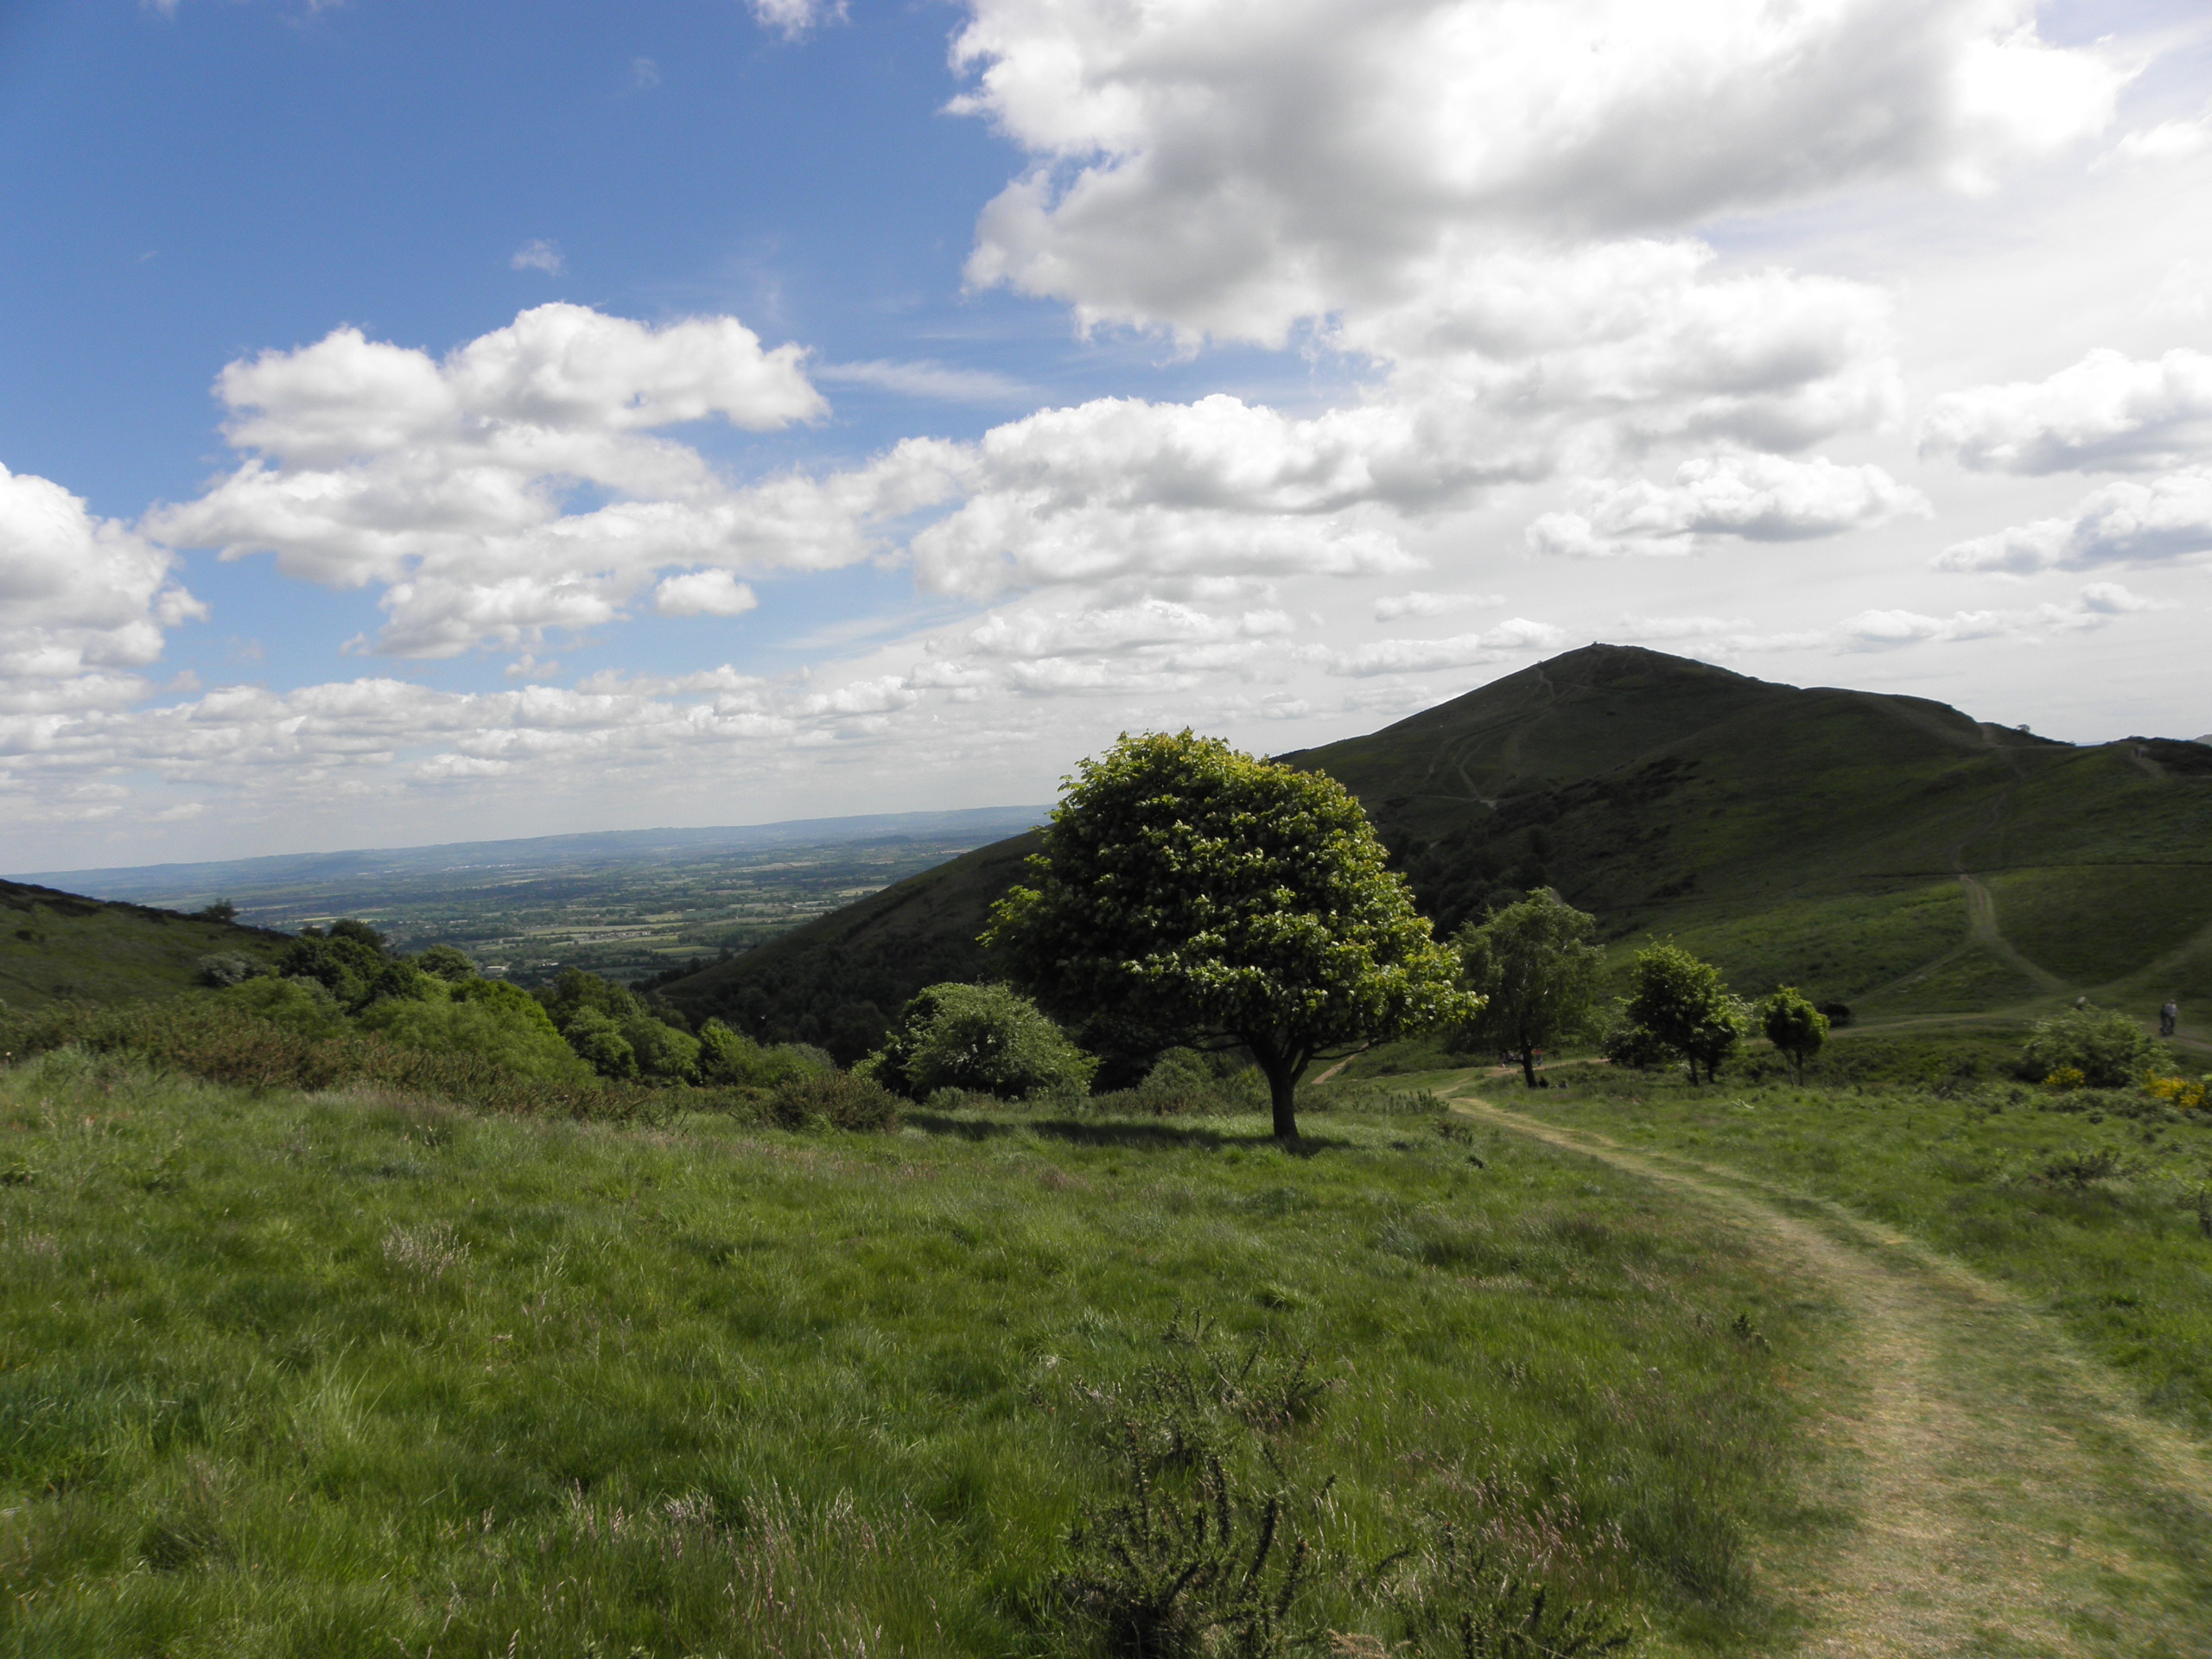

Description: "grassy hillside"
1 1053 1835 1656
659 830 1041 1058
664 645 2212 1054
0 881 289 1009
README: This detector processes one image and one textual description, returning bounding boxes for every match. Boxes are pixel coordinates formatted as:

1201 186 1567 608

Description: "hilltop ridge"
662 645 2212 1058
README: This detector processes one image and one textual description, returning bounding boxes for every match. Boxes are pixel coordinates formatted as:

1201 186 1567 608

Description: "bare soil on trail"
1449 1090 2212 1659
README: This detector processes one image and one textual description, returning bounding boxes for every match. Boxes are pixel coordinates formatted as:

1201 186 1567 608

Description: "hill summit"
659 644 2209 1059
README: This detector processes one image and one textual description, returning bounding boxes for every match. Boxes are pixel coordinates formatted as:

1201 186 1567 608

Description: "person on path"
2162 1000 2179 1038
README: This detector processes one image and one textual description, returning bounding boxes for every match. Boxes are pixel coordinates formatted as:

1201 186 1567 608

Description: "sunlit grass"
1 1050 1842 1657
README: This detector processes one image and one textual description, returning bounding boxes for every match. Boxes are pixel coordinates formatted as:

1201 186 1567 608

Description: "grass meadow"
1 1050 1840 1658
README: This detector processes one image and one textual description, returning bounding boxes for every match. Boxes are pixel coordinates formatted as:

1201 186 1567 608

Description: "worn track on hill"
1449 1090 2212 1658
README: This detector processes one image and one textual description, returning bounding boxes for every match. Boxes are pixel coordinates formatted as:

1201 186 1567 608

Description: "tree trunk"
1519 1043 1538 1088
1251 1042 1303 1141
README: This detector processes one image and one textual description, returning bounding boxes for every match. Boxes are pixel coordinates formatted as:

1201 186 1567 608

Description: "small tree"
1758 986 1829 1084
985 731 1473 1140
861 982 1095 1100
1622 943 1741 1084
1452 889 1604 1087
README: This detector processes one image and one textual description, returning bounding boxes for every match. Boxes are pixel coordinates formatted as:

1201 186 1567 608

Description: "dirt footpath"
1451 1092 2212 1658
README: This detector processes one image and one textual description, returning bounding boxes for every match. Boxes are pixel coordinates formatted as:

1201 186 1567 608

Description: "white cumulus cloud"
652 569 760 618
1527 452 1929 557
0 462 204 715
1936 468 2212 573
1919 348 2212 475
145 304 845 657
954 0 2120 344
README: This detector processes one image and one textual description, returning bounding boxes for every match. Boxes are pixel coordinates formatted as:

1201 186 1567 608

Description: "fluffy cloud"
1322 617 1568 677
652 569 760 618
1936 468 2212 573
1527 452 1929 557
1372 590 1501 621
1833 592 2121 650
957 598 1292 658
147 304 847 657
1919 348 2212 475
0 462 203 715
955 0 2120 343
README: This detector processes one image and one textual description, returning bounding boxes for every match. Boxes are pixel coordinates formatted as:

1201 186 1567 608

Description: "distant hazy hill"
0 882 289 1008
15 806 1048 910
661 645 2212 1058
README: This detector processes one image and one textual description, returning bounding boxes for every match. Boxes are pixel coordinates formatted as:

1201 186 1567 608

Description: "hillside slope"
662 645 2212 1056
0 881 291 1008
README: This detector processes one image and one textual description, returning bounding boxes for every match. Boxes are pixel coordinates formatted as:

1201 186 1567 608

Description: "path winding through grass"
1447 1088 2212 1659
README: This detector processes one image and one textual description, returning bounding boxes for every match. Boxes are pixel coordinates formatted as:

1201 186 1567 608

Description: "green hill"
0 881 291 1009
661 645 2212 1058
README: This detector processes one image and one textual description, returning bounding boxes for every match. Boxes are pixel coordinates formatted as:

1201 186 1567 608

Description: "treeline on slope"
0 919 914 1129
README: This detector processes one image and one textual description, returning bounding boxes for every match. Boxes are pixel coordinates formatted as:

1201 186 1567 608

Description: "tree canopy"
1615 943 1744 1084
860 982 1095 1101
1757 986 1828 1084
1452 888 1604 1087
983 730 1471 1139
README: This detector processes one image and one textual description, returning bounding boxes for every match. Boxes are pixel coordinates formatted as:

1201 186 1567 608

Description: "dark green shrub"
862 982 1094 1100
561 1007 639 1079
767 1070 901 1132
2022 1008 2161 1089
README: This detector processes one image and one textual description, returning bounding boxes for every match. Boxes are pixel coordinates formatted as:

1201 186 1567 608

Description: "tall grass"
0 1051 1842 1656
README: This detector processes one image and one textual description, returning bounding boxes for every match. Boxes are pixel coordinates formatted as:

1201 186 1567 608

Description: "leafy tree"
359 983 594 1084
216 976 350 1039
1621 944 1743 1083
194 899 238 923
413 945 477 982
984 730 1472 1140
560 1006 638 1079
622 1013 702 1083
861 982 1096 1100
696 1020 831 1089
276 921 388 1008
2023 1007 2161 1090
1452 888 1604 1087
1758 986 1829 1084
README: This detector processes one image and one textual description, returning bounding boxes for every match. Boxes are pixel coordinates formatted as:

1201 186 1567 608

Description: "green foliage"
766 1069 903 1131
1452 889 1603 1086
987 731 1471 1138
413 944 476 982
0 999 685 1120
1050 1337 1327 1659
622 1011 702 1083
276 924 388 1008
696 1019 830 1088
194 952 257 988
357 982 594 1085
863 982 1095 1100
214 976 350 1040
1756 987 1829 1084
2022 1007 2163 1090
1621 944 1744 1084
561 1005 639 1079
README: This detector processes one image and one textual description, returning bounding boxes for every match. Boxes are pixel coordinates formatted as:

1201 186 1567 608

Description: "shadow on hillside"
904 1110 1345 1157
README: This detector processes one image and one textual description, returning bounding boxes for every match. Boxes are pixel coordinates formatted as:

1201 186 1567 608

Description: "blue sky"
3 0 2209 869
